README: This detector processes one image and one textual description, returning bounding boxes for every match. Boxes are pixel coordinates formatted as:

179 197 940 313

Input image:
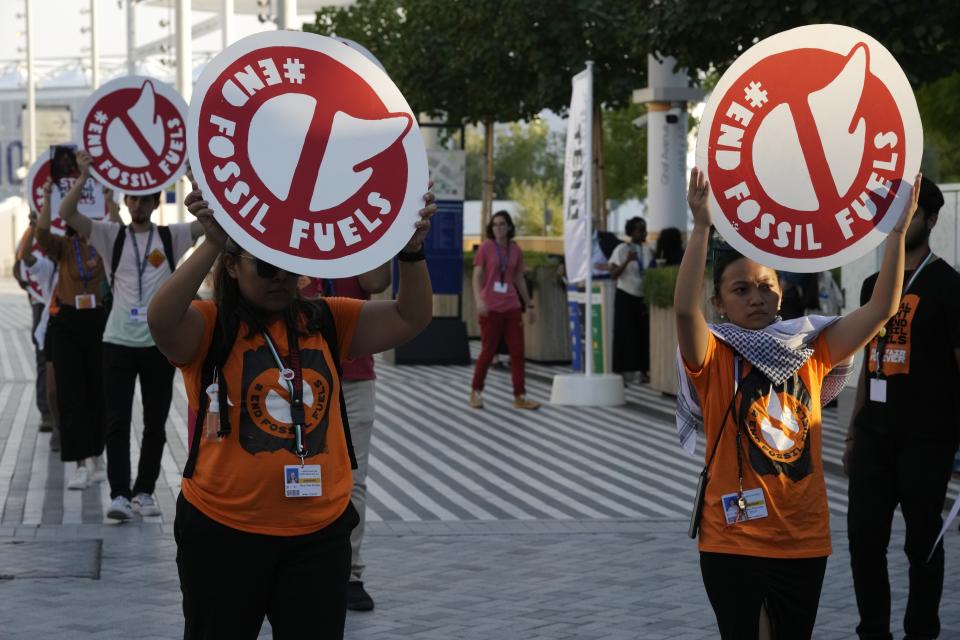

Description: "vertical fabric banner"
562 65 593 284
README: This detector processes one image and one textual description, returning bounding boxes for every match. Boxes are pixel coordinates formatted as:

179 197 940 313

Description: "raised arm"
20 218 37 267
148 186 227 364
57 150 94 238
103 187 123 224
824 174 922 364
35 178 62 260
675 167 712 369
357 261 391 294
348 193 436 358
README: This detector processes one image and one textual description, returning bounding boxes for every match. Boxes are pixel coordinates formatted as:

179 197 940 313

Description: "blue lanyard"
633 244 646 273
493 242 511 282
128 226 155 305
72 238 97 291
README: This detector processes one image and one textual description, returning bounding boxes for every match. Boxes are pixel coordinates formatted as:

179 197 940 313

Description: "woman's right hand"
76 149 93 175
185 183 228 249
687 167 711 228
476 300 488 317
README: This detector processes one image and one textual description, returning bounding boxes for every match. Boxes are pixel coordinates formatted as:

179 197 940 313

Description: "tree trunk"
593 104 607 232
481 115 495 233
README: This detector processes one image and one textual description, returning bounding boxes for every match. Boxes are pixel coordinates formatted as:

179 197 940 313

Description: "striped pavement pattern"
0 280 957 526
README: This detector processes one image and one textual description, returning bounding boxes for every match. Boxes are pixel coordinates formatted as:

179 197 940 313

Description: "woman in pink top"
470 211 539 410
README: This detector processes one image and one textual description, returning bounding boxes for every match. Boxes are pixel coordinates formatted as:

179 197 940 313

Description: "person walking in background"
651 227 684 267
609 216 653 383
300 263 391 612
15 212 56 434
59 149 204 521
36 176 109 491
675 167 920 638
470 210 539 410
844 177 960 640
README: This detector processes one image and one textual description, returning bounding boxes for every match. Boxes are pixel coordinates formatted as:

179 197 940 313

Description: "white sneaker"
132 493 161 517
67 466 89 490
106 496 134 521
90 455 107 483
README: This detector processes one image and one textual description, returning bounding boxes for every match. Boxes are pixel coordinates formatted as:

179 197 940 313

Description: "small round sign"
695 24 922 272
188 31 428 278
78 75 189 195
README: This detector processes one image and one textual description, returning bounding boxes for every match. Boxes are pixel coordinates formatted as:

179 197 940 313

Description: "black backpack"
182 299 358 479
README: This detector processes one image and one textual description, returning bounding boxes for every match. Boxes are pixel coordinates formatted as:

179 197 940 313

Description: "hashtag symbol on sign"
283 58 306 84
94 110 108 124
744 81 768 109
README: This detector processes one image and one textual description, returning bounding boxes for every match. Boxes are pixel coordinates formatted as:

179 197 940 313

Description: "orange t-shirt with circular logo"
684 331 834 559
179 298 362 536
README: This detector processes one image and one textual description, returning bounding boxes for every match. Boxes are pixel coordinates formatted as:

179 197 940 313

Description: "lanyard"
730 357 750 522
72 238 97 291
128 226 155 305
323 278 336 297
493 242 510 282
633 244 646 274
874 251 937 377
262 326 307 464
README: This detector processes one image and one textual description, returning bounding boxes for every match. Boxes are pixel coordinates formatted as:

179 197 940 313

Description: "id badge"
284 464 322 497
129 306 148 323
74 294 96 309
869 378 887 403
721 488 769 525
493 281 509 294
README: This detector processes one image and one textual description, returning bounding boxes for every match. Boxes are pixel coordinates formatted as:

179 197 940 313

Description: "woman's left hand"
525 307 537 324
403 189 437 252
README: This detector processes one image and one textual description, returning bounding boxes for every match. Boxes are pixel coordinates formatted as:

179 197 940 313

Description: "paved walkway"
0 278 957 639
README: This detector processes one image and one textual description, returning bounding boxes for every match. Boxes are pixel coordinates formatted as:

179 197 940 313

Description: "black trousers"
103 343 175 500
175 493 358 640
30 302 49 416
612 288 649 374
700 552 827 639
847 427 958 640
50 306 106 462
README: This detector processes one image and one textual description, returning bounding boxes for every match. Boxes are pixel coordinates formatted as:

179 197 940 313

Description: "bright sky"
0 1 322 66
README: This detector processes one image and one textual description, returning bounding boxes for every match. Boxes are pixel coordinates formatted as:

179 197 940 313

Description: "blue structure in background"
394 199 463 295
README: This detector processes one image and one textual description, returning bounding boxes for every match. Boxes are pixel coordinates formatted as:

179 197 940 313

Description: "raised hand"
404 190 437 252
891 173 922 235
687 167 711 229
185 182 228 249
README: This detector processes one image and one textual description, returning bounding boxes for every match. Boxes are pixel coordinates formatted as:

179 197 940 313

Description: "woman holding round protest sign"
36 175 110 490
675 167 921 638
148 182 435 639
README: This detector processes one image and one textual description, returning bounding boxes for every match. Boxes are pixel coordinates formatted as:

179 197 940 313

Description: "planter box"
648 285 717 395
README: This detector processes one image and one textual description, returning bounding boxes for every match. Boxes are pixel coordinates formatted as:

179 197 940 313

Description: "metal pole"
583 61 594 377
25 0 36 164
276 0 297 30
127 0 136 75
221 0 234 48
90 0 99 88
175 0 191 222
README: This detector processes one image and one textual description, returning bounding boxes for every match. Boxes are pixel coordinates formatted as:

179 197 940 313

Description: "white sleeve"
88 221 122 270
608 243 627 267
168 223 196 264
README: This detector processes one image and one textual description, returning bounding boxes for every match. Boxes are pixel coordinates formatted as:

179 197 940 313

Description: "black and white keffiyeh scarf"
675 315 856 455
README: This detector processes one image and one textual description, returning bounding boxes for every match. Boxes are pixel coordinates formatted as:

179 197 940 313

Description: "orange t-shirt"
684 332 835 559
179 298 363 536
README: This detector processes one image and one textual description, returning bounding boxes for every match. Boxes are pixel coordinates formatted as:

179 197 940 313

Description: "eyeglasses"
237 254 297 279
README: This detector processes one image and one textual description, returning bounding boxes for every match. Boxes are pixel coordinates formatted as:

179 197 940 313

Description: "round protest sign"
78 75 189 195
188 31 428 278
695 24 922 272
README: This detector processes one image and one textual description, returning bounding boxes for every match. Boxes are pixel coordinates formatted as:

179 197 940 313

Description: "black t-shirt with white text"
855 258 960 442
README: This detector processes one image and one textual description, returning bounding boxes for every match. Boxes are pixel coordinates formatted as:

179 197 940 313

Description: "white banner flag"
562 64 593 284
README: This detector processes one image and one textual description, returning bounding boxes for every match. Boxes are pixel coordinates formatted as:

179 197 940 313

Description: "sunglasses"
237 254 297 279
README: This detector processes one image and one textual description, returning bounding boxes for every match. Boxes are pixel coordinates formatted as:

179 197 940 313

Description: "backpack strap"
109 225 127 291
314 299 358 470
157 225 176 273
182 318 221 479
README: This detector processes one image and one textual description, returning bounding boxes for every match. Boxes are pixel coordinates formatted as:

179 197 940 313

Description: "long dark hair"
485 210 515 240
654 227 684 265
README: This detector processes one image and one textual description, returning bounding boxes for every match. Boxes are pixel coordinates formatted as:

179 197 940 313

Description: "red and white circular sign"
695 24 922 272
188 31 428 277
78 75 189 195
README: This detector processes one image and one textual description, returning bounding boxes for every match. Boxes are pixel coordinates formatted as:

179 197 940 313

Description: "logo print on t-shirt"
866 292 917 377
146 248 167 269
239 346 331 455
740 371 813 482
